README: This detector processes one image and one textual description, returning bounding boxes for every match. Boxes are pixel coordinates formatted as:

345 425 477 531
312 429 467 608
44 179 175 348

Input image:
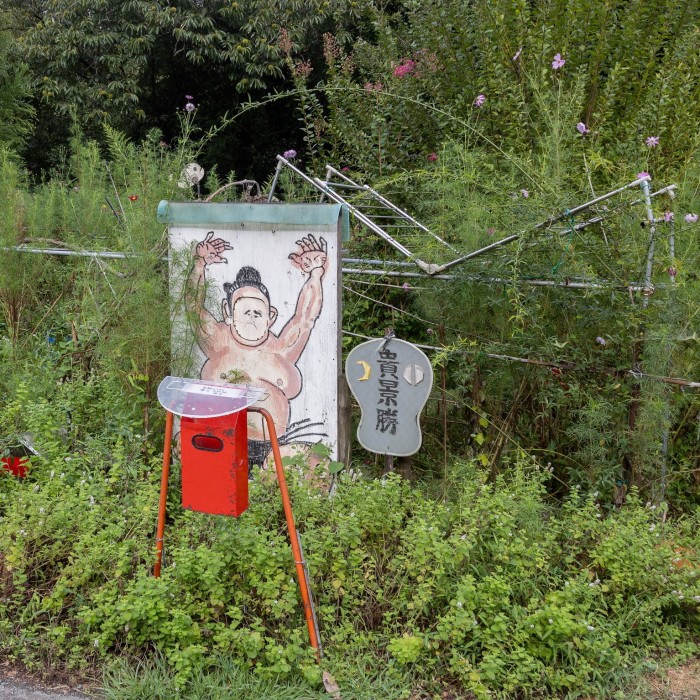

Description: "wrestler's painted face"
225 287 277 346
233 295 268 341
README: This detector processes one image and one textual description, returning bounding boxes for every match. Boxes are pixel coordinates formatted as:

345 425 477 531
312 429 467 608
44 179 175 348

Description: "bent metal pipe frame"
153 406 321 658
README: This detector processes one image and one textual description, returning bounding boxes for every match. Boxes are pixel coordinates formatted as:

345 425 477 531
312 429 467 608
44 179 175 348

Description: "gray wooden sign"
346 338 433 456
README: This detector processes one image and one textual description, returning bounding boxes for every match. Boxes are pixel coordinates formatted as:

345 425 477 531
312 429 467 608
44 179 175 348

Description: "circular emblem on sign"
403 363 424 386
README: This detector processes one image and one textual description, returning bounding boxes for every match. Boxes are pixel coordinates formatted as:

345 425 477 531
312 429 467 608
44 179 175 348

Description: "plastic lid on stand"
156 376 268 418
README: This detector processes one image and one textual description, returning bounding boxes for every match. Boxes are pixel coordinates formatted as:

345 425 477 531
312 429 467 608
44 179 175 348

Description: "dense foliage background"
0 0 699 697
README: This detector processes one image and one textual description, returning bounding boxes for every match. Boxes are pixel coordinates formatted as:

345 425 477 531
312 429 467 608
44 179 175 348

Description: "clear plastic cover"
156 376 268 418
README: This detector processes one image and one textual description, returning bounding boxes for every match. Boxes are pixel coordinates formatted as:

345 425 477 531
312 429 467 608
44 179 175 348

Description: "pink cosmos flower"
402 282 410 291
393 60 416 78
667 266 677 278
552 53 566 69
487 227 496 236
512 47 522 61
184 101 195 113
636 171 650 180
576 122 588 134
663 211 674 222
645 136 659 148
521 189 529 198
596 336 606 346
283 149 297 159
685 213 698 223
427 152 438 162
474 94 486 107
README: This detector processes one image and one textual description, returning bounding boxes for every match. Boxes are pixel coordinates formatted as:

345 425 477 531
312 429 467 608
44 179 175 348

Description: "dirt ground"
645 658 700 700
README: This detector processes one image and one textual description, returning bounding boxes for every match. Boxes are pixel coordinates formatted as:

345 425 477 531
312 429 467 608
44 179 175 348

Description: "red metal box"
180 411 249 516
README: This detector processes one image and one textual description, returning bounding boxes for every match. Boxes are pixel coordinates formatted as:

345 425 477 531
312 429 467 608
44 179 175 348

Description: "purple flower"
684 213 698 223
663 211 674 222
184 101 195 113
512 47 522 61
474 94 486 107
283 149 297 159
427 152 438 162
185 94 193 100
552 53 566 70
636 171 650 180
576 122 588 134
645 136 659 148
521 189 529 198
402 282 410 291
667 266 677 278
596 336 606 346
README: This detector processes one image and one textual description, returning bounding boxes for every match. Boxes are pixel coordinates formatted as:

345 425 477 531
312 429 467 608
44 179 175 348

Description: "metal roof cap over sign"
346 338 433 456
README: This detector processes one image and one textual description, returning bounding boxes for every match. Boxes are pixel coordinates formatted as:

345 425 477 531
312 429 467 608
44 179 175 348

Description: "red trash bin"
180 410 249 517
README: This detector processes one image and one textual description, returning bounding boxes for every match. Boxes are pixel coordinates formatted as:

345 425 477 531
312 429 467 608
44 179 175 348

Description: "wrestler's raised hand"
288 235 328 274
195 231 232 265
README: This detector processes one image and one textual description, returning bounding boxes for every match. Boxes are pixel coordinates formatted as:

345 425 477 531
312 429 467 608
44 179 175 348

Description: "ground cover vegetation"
0 0 699 697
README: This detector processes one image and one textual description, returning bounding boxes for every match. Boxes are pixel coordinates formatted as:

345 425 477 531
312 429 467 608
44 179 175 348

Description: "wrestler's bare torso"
199 322 303 439
187 233 328 441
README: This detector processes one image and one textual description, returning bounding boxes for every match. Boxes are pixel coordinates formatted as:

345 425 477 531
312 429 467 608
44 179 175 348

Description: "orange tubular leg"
250 407 321 658
154 410 174 578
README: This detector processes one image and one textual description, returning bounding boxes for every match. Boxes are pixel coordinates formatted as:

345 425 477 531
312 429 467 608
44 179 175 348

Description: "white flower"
548 618 554 624
60 473 65 478
50 471 55 478
587 625 595 631
93 638 99 648
457 601 463 608
39 507 44 514
649 524 656 532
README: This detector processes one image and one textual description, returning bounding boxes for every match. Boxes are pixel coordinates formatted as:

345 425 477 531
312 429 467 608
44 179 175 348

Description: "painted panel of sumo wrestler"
172 223 339 472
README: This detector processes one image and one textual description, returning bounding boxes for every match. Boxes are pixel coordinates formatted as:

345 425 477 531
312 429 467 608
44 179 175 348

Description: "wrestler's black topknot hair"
223 266 270 311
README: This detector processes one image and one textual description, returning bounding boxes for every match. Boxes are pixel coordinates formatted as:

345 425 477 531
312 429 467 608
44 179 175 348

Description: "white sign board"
160 202 345 466
345 338 433 456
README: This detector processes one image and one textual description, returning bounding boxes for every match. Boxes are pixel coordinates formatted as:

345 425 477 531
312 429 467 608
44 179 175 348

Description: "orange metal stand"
153 406 321 658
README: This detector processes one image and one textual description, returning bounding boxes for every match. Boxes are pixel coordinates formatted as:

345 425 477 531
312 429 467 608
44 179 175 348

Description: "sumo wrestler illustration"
186 231 329 467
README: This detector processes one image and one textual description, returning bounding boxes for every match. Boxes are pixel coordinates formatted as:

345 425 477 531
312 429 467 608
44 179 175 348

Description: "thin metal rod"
325 165 451 244
249 407 321 658
10 246 133 259
432 176 655 273
267 158 284 203
341 330 700 388
342 268 655 290
342 258 418 267
640 179 657 307
310 176 419 259
154 410 174 578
